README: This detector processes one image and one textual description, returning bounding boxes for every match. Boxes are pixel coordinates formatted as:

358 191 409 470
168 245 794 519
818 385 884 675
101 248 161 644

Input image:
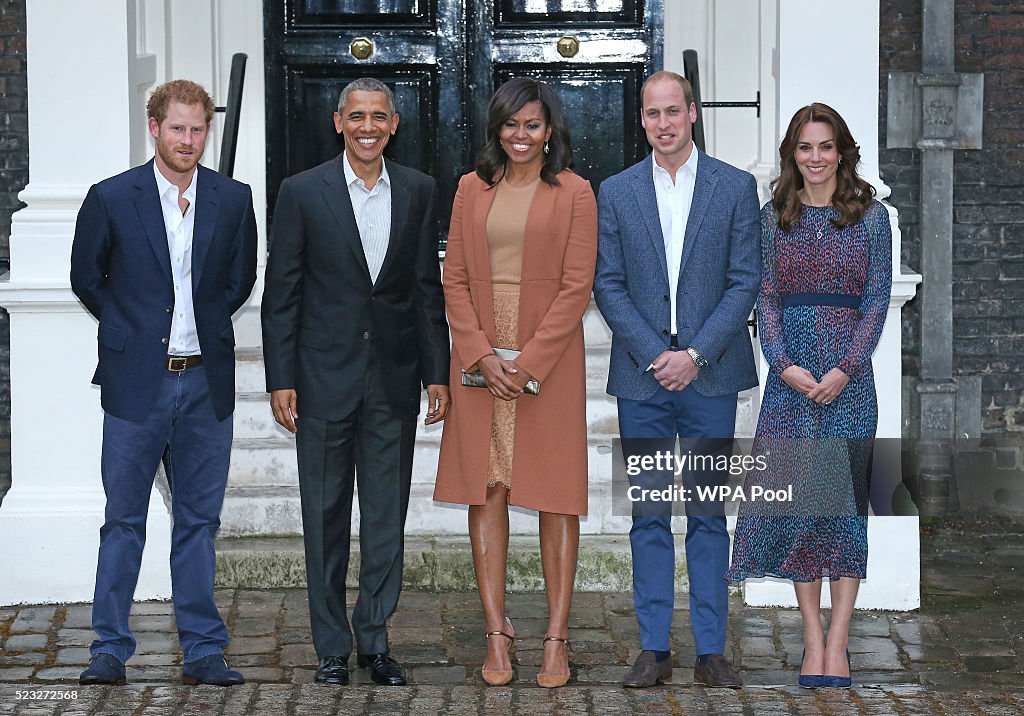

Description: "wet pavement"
1 517 1022 714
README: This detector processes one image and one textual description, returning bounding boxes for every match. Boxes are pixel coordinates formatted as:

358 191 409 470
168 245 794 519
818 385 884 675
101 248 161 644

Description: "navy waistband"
781 292 862 309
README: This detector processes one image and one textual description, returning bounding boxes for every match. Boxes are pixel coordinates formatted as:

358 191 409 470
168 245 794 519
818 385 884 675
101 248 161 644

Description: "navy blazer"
70 160 258 422
593 151 761 399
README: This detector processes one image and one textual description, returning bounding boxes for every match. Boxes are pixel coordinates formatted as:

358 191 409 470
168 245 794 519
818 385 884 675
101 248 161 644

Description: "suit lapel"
630 156 669 281
375 159 406 288
320 156 372 285
190 166 219 290
133 160 173 285
678 152 719 277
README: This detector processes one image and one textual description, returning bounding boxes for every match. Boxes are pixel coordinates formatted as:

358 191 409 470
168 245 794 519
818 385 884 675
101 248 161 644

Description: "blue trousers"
90 365 231 663
618 384 737 655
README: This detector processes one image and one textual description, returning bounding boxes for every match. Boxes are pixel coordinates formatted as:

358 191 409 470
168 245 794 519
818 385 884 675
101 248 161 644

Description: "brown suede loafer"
693 653 742 688
622 650 672 688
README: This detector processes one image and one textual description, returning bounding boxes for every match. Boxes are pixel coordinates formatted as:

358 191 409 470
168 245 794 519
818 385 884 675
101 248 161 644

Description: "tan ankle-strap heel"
537 636 571 688
481 617 515 686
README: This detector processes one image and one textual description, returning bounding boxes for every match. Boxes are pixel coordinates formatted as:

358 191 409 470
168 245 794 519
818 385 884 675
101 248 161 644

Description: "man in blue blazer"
70 80 257 687
594 71 760 688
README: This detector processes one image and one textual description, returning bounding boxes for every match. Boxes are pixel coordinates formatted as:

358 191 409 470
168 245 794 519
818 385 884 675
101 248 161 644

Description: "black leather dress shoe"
693 653 742 688
315 656 350 685
79 653 127 685
181 654 245 686
357 652 407 685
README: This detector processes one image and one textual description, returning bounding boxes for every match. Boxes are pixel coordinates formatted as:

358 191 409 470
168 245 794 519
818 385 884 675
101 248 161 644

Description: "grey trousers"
295 367 416 659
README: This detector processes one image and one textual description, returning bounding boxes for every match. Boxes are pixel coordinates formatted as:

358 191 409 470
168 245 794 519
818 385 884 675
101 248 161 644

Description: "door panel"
265 0 661 240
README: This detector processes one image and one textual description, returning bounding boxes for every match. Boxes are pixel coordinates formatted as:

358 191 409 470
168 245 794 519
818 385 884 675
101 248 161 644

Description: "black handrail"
683 49 761 156
682 49 707 153
217 53 247 177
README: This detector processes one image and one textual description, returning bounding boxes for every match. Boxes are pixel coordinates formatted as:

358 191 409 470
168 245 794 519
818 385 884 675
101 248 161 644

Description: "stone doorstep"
215 535 704 594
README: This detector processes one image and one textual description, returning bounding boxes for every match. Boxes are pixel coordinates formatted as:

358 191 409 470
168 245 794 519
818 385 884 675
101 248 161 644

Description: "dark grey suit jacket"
261 156 450 419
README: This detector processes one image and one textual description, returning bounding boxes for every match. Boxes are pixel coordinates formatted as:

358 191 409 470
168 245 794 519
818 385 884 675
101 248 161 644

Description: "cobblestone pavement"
1 518 1022 714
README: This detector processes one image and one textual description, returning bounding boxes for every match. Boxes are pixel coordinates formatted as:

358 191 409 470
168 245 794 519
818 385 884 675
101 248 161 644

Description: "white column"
0 0 171 604
742 0 921 610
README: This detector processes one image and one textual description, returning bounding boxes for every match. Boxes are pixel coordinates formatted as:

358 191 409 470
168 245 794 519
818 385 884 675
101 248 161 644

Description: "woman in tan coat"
434 77 597 688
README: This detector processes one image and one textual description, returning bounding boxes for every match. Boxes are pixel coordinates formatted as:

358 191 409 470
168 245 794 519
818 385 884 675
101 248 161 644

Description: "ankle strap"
543 636 570 646
486 630 514 641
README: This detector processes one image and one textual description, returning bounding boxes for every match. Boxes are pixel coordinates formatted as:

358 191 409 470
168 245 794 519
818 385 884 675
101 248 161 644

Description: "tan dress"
484 177 539 488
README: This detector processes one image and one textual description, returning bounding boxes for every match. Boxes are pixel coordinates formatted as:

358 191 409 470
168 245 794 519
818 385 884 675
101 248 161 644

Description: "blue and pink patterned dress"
725 200 892 582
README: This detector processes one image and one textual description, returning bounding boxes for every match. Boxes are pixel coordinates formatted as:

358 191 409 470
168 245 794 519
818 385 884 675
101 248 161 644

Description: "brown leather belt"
167 355 203 372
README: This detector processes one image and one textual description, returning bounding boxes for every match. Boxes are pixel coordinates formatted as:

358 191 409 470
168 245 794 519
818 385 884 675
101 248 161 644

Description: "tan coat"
434 170 598 515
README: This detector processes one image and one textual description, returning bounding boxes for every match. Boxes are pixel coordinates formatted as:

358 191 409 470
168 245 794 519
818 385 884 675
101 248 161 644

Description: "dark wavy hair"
771 103 875 231
475 77 573 187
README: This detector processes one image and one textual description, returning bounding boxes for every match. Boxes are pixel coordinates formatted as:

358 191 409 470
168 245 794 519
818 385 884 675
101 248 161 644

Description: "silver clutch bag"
461 347 541 395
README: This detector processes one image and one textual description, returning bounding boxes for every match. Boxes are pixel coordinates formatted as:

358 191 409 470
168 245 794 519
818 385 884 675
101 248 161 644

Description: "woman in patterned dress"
725 104 892 688
434 78 597 687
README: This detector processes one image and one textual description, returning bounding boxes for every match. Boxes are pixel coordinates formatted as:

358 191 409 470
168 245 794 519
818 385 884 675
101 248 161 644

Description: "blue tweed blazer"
593 151 761 400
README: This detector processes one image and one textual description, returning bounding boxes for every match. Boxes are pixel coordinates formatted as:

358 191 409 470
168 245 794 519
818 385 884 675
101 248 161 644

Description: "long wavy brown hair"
771 103 874 231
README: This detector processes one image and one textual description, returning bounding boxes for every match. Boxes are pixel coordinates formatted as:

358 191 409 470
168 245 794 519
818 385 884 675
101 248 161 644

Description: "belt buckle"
167 356 188 372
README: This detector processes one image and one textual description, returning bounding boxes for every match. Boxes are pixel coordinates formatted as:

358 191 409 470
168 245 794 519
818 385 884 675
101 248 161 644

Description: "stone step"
214 534 693 594
234 348 266 393
222 443 629 536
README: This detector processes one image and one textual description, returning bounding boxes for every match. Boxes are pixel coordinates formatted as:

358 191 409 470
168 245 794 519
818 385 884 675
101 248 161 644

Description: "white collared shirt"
343 151 392 284
153 161 200 356
652 147 699 336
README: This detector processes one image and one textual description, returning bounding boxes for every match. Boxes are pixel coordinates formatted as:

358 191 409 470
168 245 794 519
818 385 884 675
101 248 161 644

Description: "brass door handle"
350 37 373 60
556 35 579 58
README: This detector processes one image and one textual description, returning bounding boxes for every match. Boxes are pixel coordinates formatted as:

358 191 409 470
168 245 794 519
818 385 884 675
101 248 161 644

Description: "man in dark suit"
594 71 761 688
71 80 257 687
261 77 450 687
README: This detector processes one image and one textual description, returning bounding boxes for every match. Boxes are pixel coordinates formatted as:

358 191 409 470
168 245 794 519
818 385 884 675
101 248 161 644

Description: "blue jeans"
618 383 737 655
90 365 231 663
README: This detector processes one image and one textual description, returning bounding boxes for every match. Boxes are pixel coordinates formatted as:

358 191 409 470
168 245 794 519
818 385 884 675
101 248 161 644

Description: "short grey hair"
337 78 396 115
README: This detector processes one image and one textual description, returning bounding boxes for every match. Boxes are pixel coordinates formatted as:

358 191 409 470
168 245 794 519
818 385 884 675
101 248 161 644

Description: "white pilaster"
0 0 171 605
742 0 921 610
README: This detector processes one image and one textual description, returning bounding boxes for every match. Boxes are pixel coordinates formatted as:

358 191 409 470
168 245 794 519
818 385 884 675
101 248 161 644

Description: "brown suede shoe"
693 653 742 688
622 650 672 688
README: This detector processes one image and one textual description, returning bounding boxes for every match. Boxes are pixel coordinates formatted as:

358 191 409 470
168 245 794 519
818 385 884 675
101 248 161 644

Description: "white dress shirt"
653 147 699 336
343 151 392 284
154 162 200 356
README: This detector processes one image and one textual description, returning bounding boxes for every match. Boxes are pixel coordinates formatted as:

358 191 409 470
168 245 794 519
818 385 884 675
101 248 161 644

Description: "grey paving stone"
3 634 48 651
129 601 175 616
59 606 93 629
33 666 83 681
0 652 45 665
230 617 277 636
409 665 467 684
54 629 96 647
133 633 179 654
54 648 91 665
226 636 278 654
128 614 175 632
278 643 318 667
9 609 57 634
236 667 286 682
0 666 35 680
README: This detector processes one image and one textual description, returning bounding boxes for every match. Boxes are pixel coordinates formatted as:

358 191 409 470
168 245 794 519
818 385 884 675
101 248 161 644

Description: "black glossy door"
264 0 662 237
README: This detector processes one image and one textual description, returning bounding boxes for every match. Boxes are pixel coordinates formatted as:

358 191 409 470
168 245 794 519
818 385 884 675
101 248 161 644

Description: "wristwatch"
686 347 708 368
